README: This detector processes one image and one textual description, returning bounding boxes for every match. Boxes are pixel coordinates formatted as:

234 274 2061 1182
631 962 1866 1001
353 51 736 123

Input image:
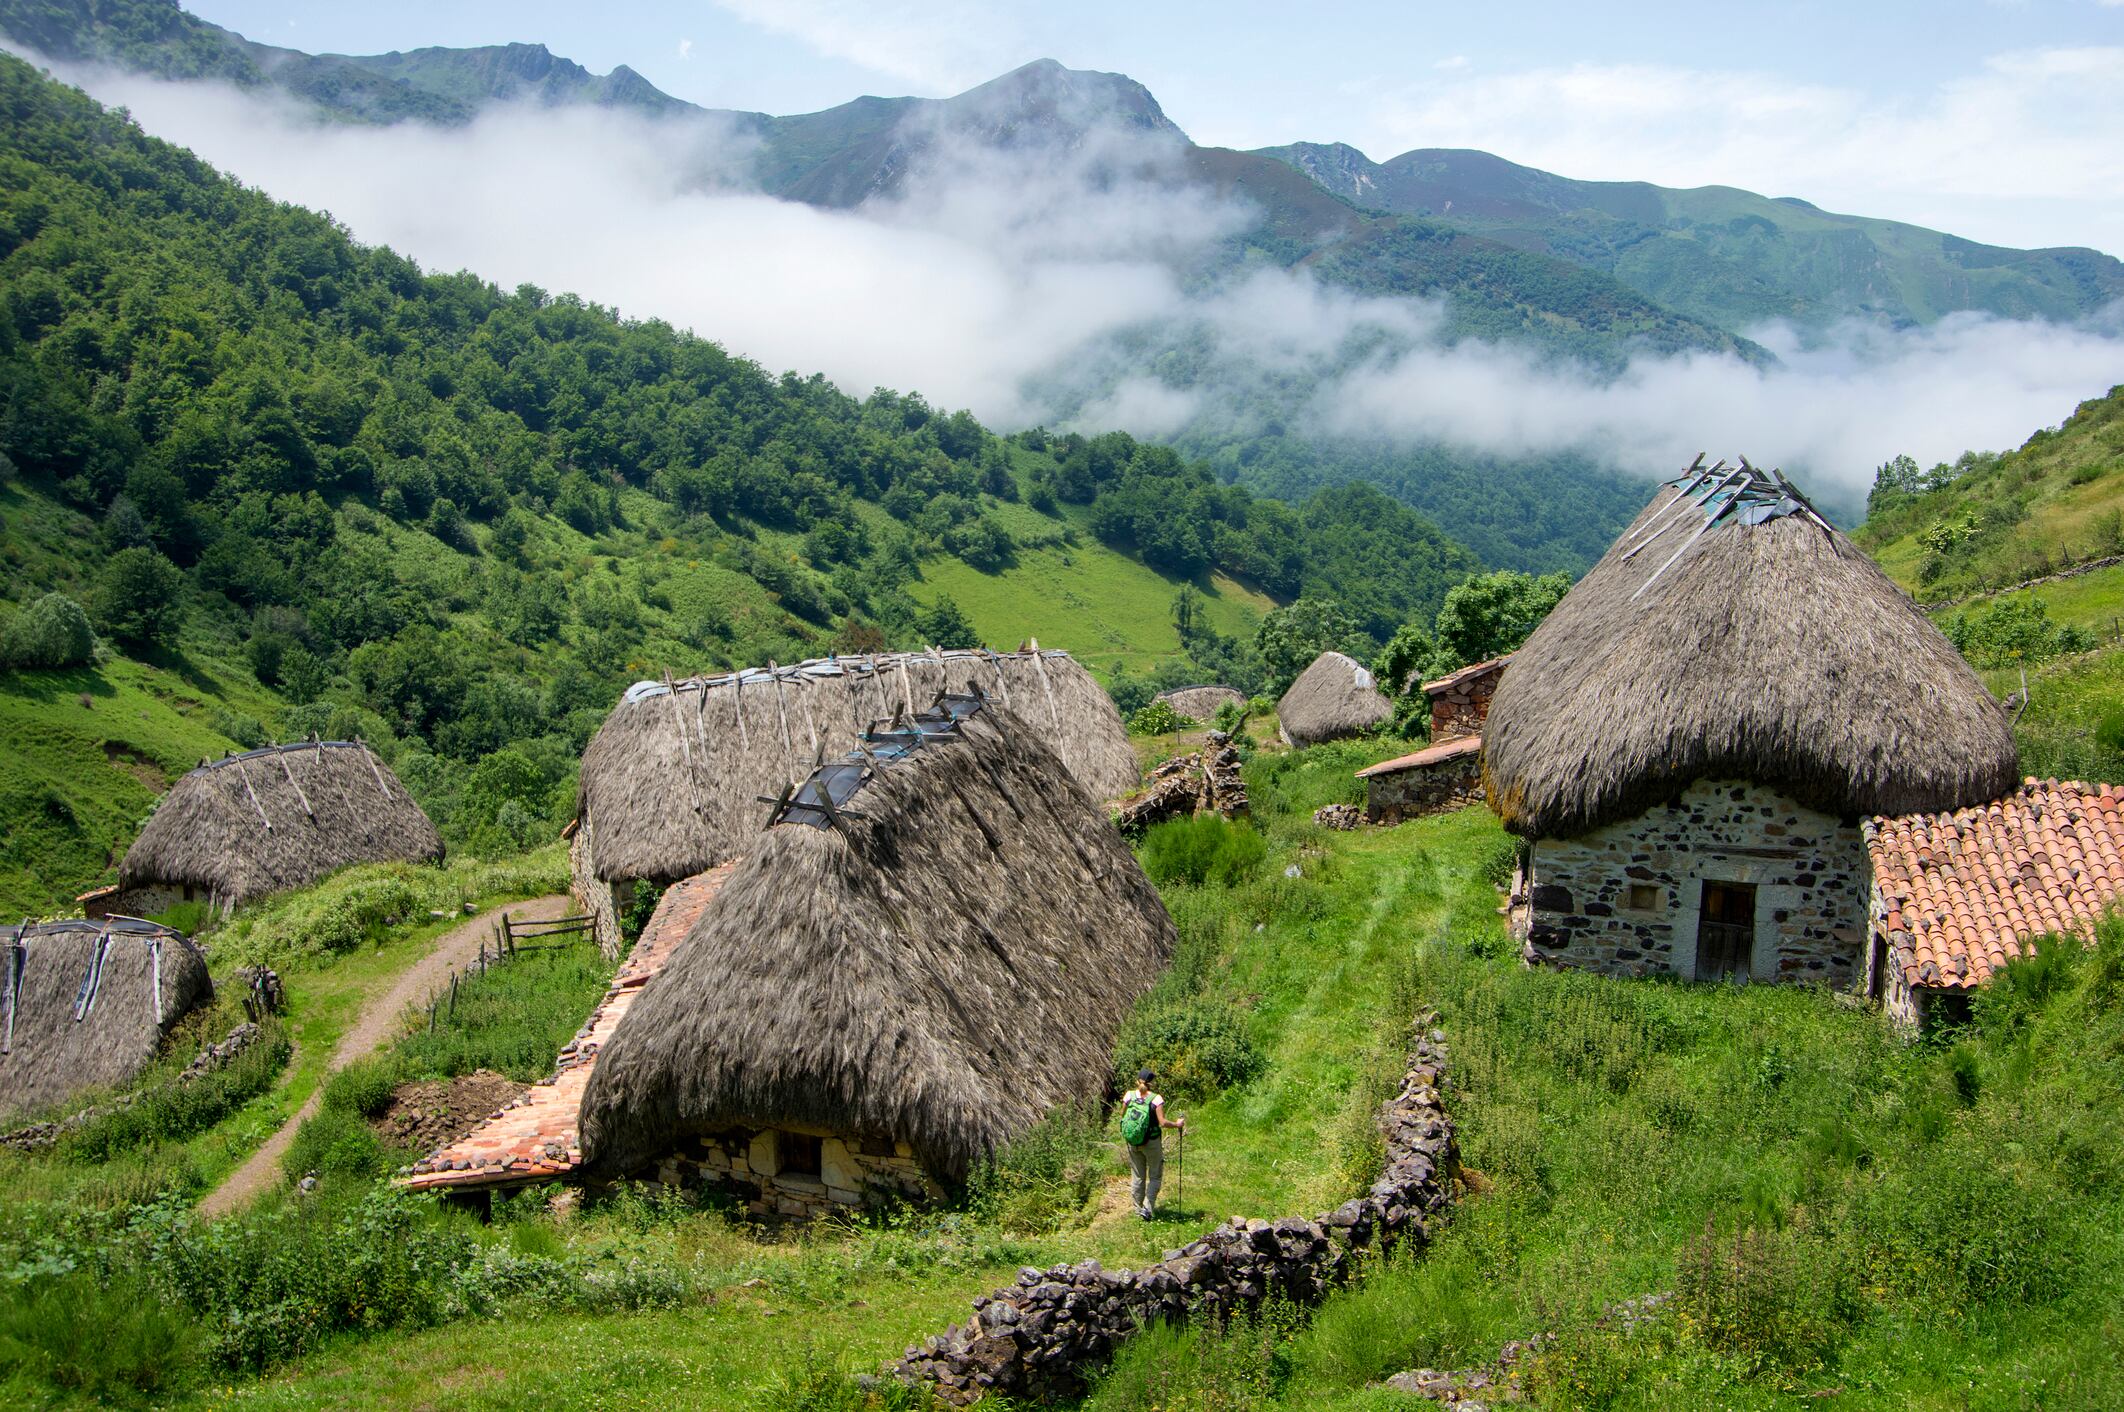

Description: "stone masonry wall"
1429 664 1503 743
1365 752 1485 824
887 1015 1457 1406
1525 779 1866 987
642 1125 943 1220
568 818 627 961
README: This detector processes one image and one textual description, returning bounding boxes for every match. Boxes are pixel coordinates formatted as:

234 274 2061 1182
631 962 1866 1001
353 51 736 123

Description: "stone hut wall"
1523 778 1866 987
1429 662 1505 743
1364 752 1485 824
568 818 628 961
641 1125 942 1220
889 1016 1457 1406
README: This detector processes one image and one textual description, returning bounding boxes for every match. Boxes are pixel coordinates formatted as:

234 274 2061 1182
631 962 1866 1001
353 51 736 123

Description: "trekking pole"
1175 1121 1184 1213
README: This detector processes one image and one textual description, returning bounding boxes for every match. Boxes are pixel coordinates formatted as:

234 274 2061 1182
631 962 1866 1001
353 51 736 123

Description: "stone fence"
887 1013 1458 1405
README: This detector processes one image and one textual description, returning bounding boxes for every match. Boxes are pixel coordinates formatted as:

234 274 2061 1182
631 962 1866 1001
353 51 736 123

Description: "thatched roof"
1483 459 2019 839
1154 685 1249 721
577 696 1176 1183
119 740 442 908
1277 652 1392 747
575 647 1138 885
0 917 211 1120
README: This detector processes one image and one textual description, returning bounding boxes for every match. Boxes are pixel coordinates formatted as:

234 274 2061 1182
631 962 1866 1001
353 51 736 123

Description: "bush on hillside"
92 547 187 653
1112 998 1265 1101
1127 699 1189 736
0 591 96 668
1943 595 2094 668
1137 814 1267 889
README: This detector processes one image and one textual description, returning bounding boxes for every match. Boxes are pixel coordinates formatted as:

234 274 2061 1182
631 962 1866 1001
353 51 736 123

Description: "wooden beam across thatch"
576 700 1175 1185
1482 463 2020 840
573 649 1138 888
118 740 443 911
0 917 211 1120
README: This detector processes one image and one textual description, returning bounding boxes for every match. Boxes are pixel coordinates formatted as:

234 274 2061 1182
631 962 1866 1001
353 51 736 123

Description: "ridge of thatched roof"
0 917 211 1120
118 740 443 908
1154 685 1249 721
575 646 1138 884
577 697 1175 1183
1277 651 1392 747
1483 459 2019 839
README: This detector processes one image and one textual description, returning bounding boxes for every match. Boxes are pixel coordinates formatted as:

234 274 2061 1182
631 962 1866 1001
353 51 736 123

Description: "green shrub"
60 1021 290 1162
0 591 95 668
966 1103 1103 1233
207 705 267 750
1137 813 1267 889
280 1106 393 1184
1127 699 1189 735
1112 998 1264 1101
92 547 187 652
0 1270 198 1402
323 1054 404 1119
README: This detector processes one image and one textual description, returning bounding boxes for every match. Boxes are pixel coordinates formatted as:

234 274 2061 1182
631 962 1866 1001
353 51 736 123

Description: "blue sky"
187 1 2124 252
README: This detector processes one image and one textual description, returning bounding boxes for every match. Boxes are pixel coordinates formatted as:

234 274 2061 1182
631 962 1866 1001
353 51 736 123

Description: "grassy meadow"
4 720 2122 1410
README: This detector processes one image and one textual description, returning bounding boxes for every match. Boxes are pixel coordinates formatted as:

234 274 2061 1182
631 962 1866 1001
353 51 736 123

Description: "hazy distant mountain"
1256 142 2124 331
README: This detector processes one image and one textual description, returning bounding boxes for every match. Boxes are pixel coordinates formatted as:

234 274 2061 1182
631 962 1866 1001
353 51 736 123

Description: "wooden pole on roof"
277 750 315 821
899 655 916 718
1027 637 1061 727
148 933 162 1026
355 737 394 799
769 662 794 752
985 648 1012 707
233 756 273 832
796 672 821 751
664 673 702 814
730 673 750 747
2 920 26 1054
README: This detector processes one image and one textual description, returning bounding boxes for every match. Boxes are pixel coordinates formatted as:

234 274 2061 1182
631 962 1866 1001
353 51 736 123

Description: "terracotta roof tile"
1419 655 1512 697
1865 780 2124 992
400 862 736 1191
1355 733 1484 778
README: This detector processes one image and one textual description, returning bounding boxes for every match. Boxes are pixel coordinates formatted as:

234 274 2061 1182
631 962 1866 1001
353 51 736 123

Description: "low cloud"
19 49 2124 510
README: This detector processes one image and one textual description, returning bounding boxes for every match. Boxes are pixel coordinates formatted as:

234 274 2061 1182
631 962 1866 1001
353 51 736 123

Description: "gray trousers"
1127 1139 1163 1215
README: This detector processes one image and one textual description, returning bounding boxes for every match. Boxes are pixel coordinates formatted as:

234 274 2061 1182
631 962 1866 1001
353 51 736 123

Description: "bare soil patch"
371 1070 525 1152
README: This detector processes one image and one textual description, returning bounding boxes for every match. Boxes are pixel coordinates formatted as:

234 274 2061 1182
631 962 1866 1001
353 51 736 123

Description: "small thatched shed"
1276 651 1392 747
1154 685 1248 722
1486 458 2018 989
0 917 212 1119
577 693 1174 1215
117 740 442 916
571 647 1138 954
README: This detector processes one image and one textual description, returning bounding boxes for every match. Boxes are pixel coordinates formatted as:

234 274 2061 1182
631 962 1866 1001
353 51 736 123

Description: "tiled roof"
1356 734 1483 779
401 863 735 1191
1420 655 1510 697
1865 779 2124 991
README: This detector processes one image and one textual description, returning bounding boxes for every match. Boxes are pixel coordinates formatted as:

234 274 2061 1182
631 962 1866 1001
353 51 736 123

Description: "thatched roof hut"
574 647 1137 888
578 694 1175 1185
1484 461 2018 840
1277 651 1392 747
0 917 211 1119
1154 685 1249 722
118 741 442 912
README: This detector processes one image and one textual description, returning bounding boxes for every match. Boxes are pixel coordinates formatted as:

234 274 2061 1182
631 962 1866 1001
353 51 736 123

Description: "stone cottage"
1357 655 1510 823
1482 458 2021 988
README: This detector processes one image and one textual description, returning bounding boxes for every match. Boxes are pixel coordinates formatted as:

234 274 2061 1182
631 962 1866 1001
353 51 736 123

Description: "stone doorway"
1695 880 1757 981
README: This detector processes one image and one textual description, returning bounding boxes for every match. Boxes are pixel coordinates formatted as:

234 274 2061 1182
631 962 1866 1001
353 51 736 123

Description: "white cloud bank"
20 50 2124 507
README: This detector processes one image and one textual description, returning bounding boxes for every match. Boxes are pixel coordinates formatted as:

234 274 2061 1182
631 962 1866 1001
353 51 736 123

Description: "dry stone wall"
646 1126 942 1219
1523 778 1866 987
886 1014 1457 1405
1427 664 1504 743
1365 752 1485 823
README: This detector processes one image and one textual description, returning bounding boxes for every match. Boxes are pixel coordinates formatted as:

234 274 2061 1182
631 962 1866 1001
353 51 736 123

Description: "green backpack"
1121 1095 1157 1147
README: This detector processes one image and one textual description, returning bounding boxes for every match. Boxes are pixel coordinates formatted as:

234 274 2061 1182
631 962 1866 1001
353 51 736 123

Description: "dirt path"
198 894 574 1217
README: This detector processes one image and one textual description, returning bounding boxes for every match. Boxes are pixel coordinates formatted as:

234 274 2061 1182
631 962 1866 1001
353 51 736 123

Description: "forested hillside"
0 51 1482 913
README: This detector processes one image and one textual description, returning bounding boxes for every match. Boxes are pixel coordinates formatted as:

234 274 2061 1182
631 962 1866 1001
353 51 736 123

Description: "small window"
1625 883 1660 911
779 1132 823 1178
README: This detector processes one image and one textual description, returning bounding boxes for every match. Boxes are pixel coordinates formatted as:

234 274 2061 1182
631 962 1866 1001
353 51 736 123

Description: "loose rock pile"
1114 739 1249 835
888 1014 1457 1405
1313 803 1363 831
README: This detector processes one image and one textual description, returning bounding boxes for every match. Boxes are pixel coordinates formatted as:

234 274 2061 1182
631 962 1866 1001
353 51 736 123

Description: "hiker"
1120 1067 1184 1220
